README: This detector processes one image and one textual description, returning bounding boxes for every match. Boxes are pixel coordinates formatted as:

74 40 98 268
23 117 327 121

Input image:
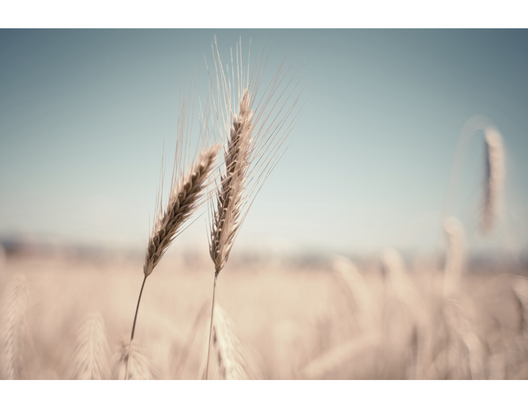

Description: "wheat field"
1 32 527 388
0 244 526 380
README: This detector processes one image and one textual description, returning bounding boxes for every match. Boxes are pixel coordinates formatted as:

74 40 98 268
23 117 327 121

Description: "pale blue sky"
1 30 527 257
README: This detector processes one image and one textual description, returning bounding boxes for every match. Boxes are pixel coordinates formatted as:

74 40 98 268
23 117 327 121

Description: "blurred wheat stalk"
480 127 504 234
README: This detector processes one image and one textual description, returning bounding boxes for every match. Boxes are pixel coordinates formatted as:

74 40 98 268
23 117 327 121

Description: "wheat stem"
205 272 218 380
125 274 147 379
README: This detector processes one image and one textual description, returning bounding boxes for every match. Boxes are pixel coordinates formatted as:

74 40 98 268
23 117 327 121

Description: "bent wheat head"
481 127 504 234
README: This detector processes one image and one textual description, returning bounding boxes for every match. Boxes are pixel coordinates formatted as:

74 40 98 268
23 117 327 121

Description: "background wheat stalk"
115 338 153 380
69 312 111 380
332 255 377 332
204 37 304 379
204 303 261 380
512 277 528 335
480 126 504 234
442 216 466 297
0 275 29 380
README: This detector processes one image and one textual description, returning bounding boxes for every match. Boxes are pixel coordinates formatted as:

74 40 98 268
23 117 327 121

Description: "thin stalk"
205 272 219 380
173 301 209 378
125 274 147 380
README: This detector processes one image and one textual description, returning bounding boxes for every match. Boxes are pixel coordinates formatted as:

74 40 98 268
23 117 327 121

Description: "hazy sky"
1 29 527 257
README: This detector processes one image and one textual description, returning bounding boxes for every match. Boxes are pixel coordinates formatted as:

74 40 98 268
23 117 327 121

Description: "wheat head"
206 36 304 276
144 144 220 277
115 338 153 380
481 126 504 234
0 274 29 380
68 312 112 380
206 304 261 380
209 89 253 274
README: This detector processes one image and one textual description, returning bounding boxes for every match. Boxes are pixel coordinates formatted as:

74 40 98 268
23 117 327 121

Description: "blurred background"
1 29 527 380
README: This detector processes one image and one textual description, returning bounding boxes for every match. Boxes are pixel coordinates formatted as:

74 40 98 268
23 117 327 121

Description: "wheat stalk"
0 275 29 380
332 255 376 332
380 249 433 378
204 37 304 379
442 216 466 297
300 332 381 379
203 304 261 380
512 276 528 335
69 312 111 380
480 126 504 234
173 300 209 379
0 244 6 271
381 248 417 307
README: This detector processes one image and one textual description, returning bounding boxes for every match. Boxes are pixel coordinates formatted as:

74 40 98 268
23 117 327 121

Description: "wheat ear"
0 275 29 380
69 312 111 380
126 144 219 379
209 89 253 275
205 304 261 380
480 127 504 234
115 338 152 380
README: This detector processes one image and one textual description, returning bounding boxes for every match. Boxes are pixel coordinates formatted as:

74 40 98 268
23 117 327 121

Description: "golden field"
1 248 526 380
